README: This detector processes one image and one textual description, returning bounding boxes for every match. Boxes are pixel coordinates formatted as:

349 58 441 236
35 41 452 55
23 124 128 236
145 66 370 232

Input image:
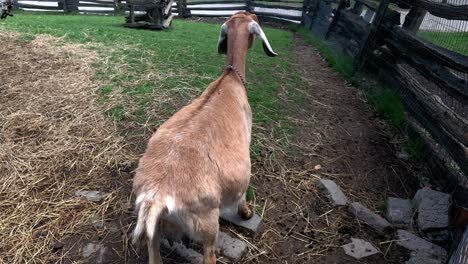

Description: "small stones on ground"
405 252 445 264
216 231 247 262
396 230 447 257
52 241 64 251
385 197 413 224
220 207 262 236
414 188 450 231
342 238 379 259
317 178 348 207
160 238 203 264
397 150 410 160
90 217 104 229
75 190 109 202
348 202 392 234
82 243 107 263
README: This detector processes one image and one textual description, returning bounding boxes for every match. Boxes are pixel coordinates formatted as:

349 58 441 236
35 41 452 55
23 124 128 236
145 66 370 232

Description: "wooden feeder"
125 0 174 29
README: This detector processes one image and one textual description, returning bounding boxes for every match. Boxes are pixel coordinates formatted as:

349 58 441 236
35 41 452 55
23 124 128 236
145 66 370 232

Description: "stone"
160 238 203 264
220 207 262 236
82 243 107 263
396 230 447 258
75 190 109 202
90 218 104 229
424 229 450 245
414 188 450 231
405 252 445 264
317 179 348 207
52 242 64 251
386 197 413 224
348 202 392 234
397 150 410 160
216 231 247 262
342 238 379 259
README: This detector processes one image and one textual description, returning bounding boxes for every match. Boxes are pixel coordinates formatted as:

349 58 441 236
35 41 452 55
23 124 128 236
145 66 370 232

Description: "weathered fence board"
188 6 244 10
369 48 468 177
384 25 468 73
411 0 468 21
355 0 377 11
253 3 302 10
18 3 62 9
186 0 244 5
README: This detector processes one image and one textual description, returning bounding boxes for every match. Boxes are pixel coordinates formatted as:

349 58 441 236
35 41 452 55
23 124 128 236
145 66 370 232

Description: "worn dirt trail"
244 34 420 263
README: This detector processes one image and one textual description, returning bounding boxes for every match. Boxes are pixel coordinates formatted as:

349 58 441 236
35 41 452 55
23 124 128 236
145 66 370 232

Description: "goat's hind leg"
237 194 253 220
147 223 163 264
197 209 220 264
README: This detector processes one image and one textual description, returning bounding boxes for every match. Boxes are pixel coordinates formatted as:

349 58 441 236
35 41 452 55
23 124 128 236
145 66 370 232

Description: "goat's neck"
225 32 249 82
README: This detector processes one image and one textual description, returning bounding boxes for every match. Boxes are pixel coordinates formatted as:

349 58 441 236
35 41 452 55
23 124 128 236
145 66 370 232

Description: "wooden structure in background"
125 0 174 29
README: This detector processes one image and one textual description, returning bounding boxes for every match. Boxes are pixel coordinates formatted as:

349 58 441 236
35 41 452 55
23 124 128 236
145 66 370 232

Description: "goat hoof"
238 207 254 220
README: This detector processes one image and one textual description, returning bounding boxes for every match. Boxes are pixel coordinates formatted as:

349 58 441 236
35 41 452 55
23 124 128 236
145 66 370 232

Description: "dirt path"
244 34 419 263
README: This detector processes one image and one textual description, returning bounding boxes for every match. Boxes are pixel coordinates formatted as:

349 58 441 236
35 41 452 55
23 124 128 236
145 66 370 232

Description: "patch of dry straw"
0 33 135 263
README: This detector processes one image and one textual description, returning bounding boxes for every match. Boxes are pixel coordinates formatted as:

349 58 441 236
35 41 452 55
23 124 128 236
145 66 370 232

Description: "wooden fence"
304 0 468 199
15 0 304 23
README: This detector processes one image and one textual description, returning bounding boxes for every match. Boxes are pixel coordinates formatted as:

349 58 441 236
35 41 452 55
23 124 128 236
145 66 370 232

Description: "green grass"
364 85 405 129
1 12 306 158
417 31 468 56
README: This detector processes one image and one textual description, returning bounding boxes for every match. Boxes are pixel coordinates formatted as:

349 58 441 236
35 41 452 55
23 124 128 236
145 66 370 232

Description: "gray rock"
414 188 450 231
90 218 104 229
75 190 109 202
397 151 410 160
342 238 379 259
396 230 447 257
160 238 203 264
216 231 247 262
52 241 64 251
317 179 348 207
386 197 413 224
405 252 445 264
424 229 451 245
82 243 107 263
348 202 392 234
220 207 262 236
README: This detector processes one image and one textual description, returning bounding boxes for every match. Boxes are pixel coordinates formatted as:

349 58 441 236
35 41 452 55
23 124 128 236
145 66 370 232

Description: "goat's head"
217 11 277 57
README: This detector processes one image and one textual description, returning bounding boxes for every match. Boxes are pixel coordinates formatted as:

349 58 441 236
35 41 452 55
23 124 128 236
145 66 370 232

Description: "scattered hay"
0 33 135 263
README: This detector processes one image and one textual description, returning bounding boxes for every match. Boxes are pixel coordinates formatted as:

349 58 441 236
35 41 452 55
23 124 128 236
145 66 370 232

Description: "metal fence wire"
396 0 468 113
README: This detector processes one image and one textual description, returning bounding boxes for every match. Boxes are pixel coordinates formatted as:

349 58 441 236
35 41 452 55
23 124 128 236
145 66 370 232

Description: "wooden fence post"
352 0 391 73
351 1 363 15
325 0 346 39
246 0 253 13
177 0 190 18
62 0 78 12
301 0 311 25
402 6 427 33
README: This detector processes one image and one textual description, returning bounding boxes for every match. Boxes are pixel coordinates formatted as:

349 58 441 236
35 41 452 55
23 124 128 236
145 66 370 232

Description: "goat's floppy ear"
248 21 278 57
217 23 228 54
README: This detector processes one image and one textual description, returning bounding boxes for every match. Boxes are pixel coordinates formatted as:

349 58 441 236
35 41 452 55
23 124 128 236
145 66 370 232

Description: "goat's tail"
132 194 165 245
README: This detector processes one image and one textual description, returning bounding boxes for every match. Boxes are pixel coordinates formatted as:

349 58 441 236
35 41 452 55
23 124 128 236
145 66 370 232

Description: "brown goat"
132 12 277 264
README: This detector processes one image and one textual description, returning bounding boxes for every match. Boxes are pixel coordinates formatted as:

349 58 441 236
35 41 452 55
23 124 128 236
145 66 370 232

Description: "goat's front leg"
237 194 253 220
198 209 220 264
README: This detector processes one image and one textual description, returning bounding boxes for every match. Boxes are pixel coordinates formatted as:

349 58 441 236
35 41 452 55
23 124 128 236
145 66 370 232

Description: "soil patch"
0 33 135 263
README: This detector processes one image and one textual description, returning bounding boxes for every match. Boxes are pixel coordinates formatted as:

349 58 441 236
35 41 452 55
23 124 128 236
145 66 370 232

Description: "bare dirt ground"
0 31 421 263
